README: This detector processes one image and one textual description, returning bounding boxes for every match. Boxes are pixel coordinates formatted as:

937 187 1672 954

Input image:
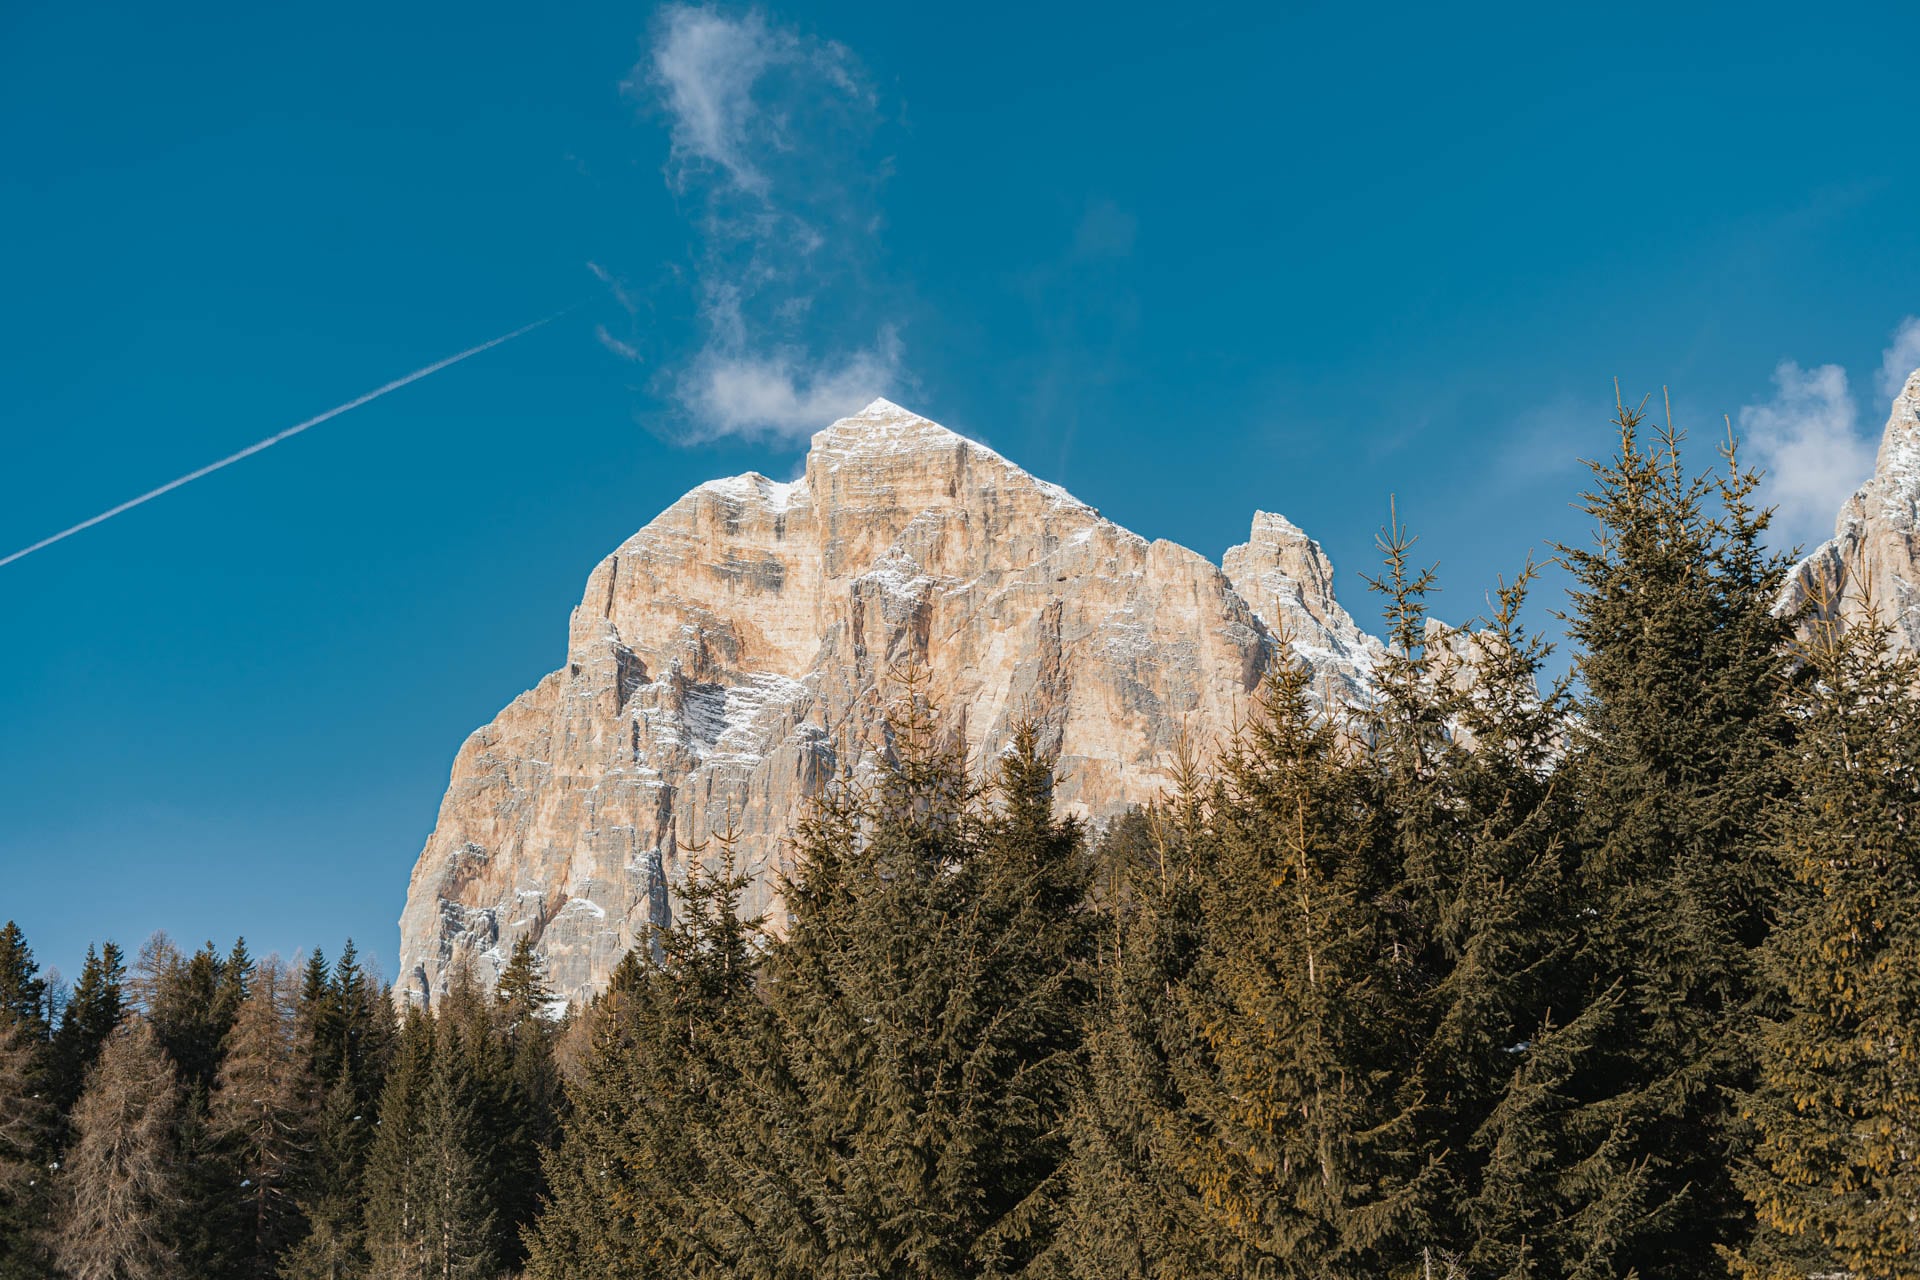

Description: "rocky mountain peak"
399 401 1385 1008
1223 511 1381 703
1787 364 1920 647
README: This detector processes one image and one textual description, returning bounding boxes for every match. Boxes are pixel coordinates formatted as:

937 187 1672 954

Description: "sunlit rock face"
397 399 1383 1008
1787 369 1920 644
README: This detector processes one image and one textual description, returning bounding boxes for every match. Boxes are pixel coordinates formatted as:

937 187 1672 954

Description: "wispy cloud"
1739 361 1871 552
1492 395 1594 489
595 324 642 363
619 5 904 444
678 327 901 443
587 262 636 316
1880 315 1920 401
1739 318 1920 551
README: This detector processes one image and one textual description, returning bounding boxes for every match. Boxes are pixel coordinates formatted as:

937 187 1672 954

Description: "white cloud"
1880 315 1920 402
595 325 641 363
677 327 903 444
626 5 902 444
586 261 635 315
1740 360 1873 552
645 7 783 193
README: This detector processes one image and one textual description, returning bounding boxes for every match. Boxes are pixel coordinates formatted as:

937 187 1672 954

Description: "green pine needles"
14 386 1920 1278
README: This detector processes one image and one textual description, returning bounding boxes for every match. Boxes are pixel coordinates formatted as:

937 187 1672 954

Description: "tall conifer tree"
1183 655 1430 1275
731 685 1093 1279
0 1014 52 1280
527 841 763 1280
1555 394 1794 1272
211 963 316 1278
49 1020 183 1280
0 923 49 1036
277 1066 372 1280
364 1006 433 1279
1061 775 1218 1280
50 942 126 1113
1733 603 1920 1279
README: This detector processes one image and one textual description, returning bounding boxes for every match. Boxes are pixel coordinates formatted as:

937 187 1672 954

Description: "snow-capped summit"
398 400 1378 1008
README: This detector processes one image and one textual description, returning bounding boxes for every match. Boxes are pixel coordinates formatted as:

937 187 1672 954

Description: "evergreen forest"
7 402 1920 1279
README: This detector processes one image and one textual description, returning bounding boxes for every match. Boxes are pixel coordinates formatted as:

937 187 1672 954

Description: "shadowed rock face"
1787 369 1920 642
397 399 1383 1008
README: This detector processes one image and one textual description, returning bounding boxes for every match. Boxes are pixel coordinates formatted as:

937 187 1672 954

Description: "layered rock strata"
398 399 1382 1008
1788 369 1920 641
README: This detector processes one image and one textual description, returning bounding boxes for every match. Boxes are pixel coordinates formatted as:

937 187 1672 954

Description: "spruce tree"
283 942 390 1279
437 962 518 1268
220 938 256 1018
363 1006 432 1279
1181 654 1430 1276
523 954 654 1279
416 1033 498 1280
0 923 49 1035
211 963 316 1278
364 1008 495 1280
1732 605 1920 1279
48 1019 184 1280
277 1067 371 1280
0 926 52 1280
324 942 393 1118
1061 777 1219 1280
296 952 332 1079
492 935 561 1264
49 941 126 1113
1554 394 1794 1273
1354 509 1462 1268
736 686 1094 1279
1413 567 1604 1277
526 843 763 1280
147 939 237 1095
0 1014 52 1280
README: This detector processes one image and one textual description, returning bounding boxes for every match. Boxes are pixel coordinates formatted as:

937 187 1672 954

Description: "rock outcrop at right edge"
1786 367 1920 640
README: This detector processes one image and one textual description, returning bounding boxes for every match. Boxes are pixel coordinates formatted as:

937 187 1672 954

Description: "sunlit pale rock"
1787 368 1920 643
397 400 1382 1008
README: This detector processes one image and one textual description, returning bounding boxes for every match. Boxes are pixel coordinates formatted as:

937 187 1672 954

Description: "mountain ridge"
397 398 1382 1007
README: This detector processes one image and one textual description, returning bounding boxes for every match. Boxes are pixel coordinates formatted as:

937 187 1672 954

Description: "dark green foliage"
414 1031 500 1280
0 924 49 1036
0 1012 52 1280
492 935 563 1265
1121 657 1431 1276
0 925 52 1280
279 940 393 1278
525 841 763 1280
303 942 383 1104
364 1005 496 1279
1553 395 1795 1274
1731 607 1920 1279
730 690 1095 1280
278 1068 372 1280
363 988 503 1280
1060 779 1226 1280
146 938 242 1094
362 1006 432 1277
49 940 126 1113
211 965 317 1279
12 382 1915 1279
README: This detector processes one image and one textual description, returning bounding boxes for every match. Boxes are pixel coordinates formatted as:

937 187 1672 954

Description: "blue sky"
3 0 1918 987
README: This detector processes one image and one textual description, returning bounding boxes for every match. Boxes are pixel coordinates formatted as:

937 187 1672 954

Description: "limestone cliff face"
397 400 1383 1008
1788 368 1920 642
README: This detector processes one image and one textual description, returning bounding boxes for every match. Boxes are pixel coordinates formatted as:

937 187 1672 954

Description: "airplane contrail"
0 310 569 570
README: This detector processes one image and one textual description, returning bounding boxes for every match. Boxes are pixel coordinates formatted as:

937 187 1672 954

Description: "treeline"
7 400 1920 1278
0 928 559 1280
